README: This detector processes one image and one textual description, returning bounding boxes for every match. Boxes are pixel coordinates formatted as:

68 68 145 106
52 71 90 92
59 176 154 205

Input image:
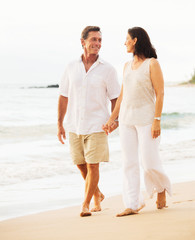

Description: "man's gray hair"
81 26 101 40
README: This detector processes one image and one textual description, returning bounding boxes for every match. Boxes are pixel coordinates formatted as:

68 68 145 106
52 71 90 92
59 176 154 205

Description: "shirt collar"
79 55 104 64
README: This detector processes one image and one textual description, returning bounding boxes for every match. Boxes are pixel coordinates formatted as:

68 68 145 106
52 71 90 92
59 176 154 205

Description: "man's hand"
57 125 66 144
151 120 161 139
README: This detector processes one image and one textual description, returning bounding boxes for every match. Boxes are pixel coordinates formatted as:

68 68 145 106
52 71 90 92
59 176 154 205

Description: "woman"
103 27 171 217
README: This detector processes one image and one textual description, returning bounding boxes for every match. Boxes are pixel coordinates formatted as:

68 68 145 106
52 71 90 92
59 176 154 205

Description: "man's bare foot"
80 206 91 217
91 193 105 212
156 190 167 209
116 204 145 217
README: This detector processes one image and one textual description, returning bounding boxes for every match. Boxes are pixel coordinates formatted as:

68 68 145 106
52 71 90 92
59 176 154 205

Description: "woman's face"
125 33 137 53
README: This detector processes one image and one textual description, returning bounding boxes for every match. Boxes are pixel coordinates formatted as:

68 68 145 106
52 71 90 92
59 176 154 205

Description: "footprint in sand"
173 199 195 204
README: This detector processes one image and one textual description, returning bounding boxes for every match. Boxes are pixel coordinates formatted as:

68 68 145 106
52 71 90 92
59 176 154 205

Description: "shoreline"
1 181 195 240
167 82 195 87
1 155 195 222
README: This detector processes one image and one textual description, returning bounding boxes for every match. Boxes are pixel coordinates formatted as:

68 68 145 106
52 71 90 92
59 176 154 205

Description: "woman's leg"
137 124 172 207
119 124 144 212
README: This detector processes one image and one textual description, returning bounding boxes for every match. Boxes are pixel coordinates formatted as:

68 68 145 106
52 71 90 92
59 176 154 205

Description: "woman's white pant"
119 124 171 210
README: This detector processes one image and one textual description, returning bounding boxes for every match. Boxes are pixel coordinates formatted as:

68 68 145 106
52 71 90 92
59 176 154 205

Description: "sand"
0 181 195 240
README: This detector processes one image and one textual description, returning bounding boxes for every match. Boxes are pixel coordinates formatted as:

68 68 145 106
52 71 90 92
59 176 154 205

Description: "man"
57 26 120 217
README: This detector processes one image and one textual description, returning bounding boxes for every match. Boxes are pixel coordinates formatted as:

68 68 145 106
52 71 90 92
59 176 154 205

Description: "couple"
57 26 171 217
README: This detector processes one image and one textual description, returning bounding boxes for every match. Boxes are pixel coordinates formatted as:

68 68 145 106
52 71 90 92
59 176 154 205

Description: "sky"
0 0 195 86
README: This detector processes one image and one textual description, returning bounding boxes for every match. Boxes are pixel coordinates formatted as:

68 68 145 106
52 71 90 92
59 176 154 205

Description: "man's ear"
81 38 85 48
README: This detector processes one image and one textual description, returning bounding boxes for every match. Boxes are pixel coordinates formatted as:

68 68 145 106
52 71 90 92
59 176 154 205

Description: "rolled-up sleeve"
59 67 69 97
106 68 121 100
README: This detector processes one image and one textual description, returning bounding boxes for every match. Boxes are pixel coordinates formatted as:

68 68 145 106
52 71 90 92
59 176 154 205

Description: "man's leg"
77 164 104 211
79 132 108 216
69 132 103 215
80 163 100 216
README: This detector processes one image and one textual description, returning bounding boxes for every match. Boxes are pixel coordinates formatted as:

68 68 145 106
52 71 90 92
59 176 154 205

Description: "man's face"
81 31 102 55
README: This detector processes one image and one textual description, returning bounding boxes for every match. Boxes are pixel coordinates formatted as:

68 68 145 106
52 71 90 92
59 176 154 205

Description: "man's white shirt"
59 57 120 135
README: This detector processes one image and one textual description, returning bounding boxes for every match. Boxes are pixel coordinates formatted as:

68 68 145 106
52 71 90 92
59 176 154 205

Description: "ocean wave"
0 112 195 143
161 112 195 129
0 138 195 186
0 124 57 145
162 112 192 117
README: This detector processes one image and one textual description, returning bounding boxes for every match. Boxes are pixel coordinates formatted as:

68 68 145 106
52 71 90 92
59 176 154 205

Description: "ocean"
0 83 195 221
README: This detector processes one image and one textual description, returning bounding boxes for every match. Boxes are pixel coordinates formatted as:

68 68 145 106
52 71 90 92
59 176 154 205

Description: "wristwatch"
154 117 161 120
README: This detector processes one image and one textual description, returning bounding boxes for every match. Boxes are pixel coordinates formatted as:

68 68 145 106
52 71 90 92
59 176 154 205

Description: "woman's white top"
119 58 156 127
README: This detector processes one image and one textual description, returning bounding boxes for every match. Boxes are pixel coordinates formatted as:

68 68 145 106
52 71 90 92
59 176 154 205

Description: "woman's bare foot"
116 208 138 217
80 205 91 217
91 193 105 212
156 190 167 209
116 204 145 217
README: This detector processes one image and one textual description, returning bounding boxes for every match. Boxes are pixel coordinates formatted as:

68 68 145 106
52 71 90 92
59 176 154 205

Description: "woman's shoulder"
123 61 131 76
124 61 131 66
123 61 131 71
149 58 161 71
149 58 162 74
149 57 159 66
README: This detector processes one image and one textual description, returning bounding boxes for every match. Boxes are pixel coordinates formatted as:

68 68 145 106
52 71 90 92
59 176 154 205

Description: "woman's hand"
102 119 119 135
151 120 161 138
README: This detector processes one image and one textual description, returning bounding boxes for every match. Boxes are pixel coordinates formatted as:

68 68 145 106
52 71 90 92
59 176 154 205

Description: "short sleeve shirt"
59 57 120 135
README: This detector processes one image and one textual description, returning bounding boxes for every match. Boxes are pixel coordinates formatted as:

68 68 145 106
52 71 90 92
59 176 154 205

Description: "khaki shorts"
69 132 109 165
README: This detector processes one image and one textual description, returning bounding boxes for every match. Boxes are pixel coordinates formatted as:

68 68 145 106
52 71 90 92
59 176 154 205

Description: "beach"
0 84 195 238
0 181 195 240
1 1 195 238
0 85 195 221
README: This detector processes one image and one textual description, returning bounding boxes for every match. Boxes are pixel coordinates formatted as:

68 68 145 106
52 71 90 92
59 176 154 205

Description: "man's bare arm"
57 95 68 144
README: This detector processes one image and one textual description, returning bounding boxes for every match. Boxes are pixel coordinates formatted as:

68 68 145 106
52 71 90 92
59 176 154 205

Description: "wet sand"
0 181 195 240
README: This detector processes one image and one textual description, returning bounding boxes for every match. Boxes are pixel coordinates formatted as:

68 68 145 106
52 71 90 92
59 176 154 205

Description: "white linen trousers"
119 123 172 210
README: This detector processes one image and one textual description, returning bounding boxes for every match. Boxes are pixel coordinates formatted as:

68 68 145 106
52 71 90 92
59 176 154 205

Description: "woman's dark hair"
128 27 157 59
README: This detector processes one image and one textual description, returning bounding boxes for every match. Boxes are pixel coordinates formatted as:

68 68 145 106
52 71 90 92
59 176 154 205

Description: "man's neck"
82 53 98 65
82 53 99 73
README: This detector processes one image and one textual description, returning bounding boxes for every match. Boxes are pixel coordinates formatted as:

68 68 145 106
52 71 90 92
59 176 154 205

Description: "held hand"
109 121 119 133
102 119 118 135
102 124 109 135
151 120 161 139
57 125 66 144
